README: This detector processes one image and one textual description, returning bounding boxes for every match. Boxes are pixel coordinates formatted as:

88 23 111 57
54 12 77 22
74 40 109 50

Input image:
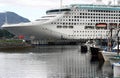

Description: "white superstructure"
2 1 120 40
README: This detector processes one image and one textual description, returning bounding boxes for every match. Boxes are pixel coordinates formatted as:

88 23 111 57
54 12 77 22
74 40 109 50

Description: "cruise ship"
2 0 120 40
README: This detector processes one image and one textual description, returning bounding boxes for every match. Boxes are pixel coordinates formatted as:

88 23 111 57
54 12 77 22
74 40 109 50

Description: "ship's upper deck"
46 8 71 14
70 4 120 11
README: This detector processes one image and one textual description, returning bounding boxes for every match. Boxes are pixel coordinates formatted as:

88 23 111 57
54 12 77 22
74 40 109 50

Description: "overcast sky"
0 0 113 21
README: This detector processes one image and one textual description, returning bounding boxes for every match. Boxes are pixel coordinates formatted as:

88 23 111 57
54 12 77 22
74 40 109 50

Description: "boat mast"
116 29 120 56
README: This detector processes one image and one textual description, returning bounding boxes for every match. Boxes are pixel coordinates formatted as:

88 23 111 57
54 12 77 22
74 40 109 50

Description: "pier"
0 39 31 50
30 39 87 45
30 39 107 45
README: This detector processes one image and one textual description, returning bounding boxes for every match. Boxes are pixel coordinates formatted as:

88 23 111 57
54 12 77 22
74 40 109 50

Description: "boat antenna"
116 29 120 56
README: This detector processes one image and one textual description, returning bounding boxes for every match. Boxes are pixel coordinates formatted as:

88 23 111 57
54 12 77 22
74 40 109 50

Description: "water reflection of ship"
102 62 113 77
90 55 104 70
30 45 78 53
47 50 106 78
90 56 99 62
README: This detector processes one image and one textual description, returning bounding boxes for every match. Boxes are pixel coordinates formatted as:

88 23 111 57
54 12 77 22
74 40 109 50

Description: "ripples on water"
0 45 113 78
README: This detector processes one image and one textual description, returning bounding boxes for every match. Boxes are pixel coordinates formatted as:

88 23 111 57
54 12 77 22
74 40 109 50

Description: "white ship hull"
2 22 77 40
2 4 120 40
3 22 108 40
3 23 63 39
2 14 71 40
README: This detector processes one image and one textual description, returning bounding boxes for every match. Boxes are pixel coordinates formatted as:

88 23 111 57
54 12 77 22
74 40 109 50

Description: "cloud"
0 0 112 21
0 0 110 9
16 0 58 7
0 0 93 8
0 0 61 9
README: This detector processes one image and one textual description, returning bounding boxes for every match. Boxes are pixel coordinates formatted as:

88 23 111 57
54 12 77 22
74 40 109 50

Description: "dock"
0 39 31 50
30 39 87 45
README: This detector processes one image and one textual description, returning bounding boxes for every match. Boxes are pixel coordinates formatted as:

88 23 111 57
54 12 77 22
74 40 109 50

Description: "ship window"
51 22 53 24
85 26 94 29
63 26 67 28
69 26 73 28
57 26 62 28
46 9 71 13
74 16 76 18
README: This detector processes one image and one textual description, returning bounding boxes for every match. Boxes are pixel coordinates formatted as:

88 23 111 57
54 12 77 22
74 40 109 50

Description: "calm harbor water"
0 45 113 78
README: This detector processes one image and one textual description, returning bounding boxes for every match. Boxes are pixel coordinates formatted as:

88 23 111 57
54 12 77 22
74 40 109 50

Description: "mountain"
0 11 30 28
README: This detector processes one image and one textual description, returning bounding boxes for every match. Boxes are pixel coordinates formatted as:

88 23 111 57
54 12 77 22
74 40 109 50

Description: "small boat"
100 44 120 61
100 50 117 61
109 56 120 64
84 40 96 51
113 62 120 77
100 22 120 62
